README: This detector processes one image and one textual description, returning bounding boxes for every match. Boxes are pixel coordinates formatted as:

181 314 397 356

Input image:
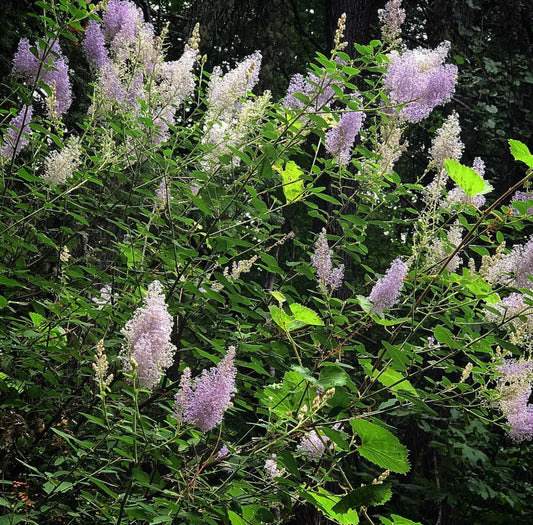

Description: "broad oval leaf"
289 303 324 326
444 158 493 197
274 160 305 203
332 484 392 513
509 139 533 168
351 419 410 474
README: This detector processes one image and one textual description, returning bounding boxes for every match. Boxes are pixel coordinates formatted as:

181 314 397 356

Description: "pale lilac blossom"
207 52 262 118
483 236 533 289
427 224 463 273
99 63 127 105
13 39 72 116
496 358 533 442
368 257 408 313
283 72 338 111
1 105 33 159
485 293 533 333
157 49 197 108
311 229 344 293
122 280 176 390
325 109 365 166
92 284 115 310
84 20 109 68
174 346 237 431
102 0 143 54
297 430 330 460
511 191 533 215
429 112 464 169
264 454 282 478
42 137 82 185
384 41 457 122
216 444 230 459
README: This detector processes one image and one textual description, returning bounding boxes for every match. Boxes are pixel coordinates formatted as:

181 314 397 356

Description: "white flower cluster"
42 138 82 185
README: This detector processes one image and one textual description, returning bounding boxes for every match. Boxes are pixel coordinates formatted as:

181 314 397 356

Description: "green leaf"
228 511 248 525
380 515 423 525
351 420 410 474
270 291 286 304
509 139 533 168
289 303 324 325
274 160 305 203
318 365 355 391
332 484 392 513
300 487 360 524
444 159 493 197
368 367 418 397
269 305 293 330
433 325 455 347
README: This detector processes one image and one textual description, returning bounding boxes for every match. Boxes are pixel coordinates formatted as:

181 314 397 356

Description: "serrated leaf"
269 305 293 330
332 484 392 513
274 160 305 203
289 303 324 325
444 159 493 197
300 488 360 524
351 420 410 474
509 139 533 168
318 365 355 391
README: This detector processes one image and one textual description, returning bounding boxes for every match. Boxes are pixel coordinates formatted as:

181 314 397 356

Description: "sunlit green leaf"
509 139 533 168
444 159 493 197
274 160 305 203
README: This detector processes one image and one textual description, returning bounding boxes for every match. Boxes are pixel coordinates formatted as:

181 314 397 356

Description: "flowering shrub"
0 1 532 523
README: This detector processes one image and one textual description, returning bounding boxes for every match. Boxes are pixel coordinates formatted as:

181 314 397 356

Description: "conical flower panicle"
122 280 176 390
484 236 533 289
310 229 344 293
207 52 262 118
297 430 330 460
175 347 237 432
496 358 533 442
1 105 33 159
13 39 72 116
325 109 365 166
368 257 408 313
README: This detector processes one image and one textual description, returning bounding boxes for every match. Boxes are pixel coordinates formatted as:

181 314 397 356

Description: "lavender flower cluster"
484 236 533 290
368 257 409 313
378 0 406 41
201 53 268 169
297 430 331 460
83 0 196 146
13 39 72 116
496 359 533 442
485 293 533 334
283 72 338 112
122 281 176 390
207 52 262 119
1 105 33 159
325 106 365 166
384 41 457 123
175 346 237 432
511 191 533 215
310 229 344 293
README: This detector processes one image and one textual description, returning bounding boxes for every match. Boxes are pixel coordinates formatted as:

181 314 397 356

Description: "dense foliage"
0 1 532 524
